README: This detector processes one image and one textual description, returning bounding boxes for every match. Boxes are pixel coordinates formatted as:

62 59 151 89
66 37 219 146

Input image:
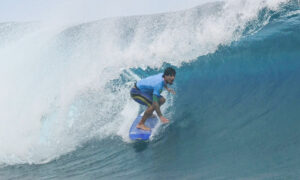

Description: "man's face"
164 75 175 85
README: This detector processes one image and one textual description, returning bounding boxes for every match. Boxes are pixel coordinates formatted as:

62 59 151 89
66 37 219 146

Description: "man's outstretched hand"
160 116 170 123
167 88 176 95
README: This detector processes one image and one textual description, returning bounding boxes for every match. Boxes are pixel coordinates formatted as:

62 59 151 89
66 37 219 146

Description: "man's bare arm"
152 95 162 117
153 101 162 117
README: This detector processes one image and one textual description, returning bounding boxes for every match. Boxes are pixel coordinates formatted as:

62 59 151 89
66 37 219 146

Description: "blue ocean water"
0 0 300 179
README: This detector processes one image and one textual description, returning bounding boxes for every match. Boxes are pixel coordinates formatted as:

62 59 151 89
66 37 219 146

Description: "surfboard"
129 113 158 140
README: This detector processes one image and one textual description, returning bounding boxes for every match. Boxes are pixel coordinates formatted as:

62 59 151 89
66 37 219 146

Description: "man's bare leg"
136 105 155 131
149 97 166 117
137 97 166 131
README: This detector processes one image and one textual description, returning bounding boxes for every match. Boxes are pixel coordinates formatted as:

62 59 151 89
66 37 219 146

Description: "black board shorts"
130 83 164 107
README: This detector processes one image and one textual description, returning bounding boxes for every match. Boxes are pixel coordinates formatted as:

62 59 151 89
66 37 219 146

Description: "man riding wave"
130 67 176 131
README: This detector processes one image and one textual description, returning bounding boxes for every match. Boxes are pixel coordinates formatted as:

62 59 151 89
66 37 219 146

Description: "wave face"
0 0 300 179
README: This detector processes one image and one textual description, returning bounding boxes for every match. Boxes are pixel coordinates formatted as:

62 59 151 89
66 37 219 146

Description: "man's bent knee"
145 106 155 114
159 97 166 105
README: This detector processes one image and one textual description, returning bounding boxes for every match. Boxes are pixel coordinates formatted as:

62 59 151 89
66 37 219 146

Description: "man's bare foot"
136 124 151 131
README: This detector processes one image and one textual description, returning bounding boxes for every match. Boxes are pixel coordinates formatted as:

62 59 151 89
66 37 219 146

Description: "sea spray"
0 0 289 165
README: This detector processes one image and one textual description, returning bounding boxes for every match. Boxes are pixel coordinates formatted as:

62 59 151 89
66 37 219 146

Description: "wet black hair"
163 67 176 77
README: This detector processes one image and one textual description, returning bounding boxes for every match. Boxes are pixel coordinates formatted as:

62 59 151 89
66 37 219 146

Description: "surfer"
130 67 176 131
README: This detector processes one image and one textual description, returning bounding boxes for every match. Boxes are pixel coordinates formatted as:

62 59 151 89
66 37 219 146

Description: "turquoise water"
0 1 300 179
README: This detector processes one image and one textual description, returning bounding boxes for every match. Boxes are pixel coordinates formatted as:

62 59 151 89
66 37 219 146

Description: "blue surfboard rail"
129 115 158 140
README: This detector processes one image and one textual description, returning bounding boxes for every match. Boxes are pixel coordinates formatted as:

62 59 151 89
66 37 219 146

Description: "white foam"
0 0 289 165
